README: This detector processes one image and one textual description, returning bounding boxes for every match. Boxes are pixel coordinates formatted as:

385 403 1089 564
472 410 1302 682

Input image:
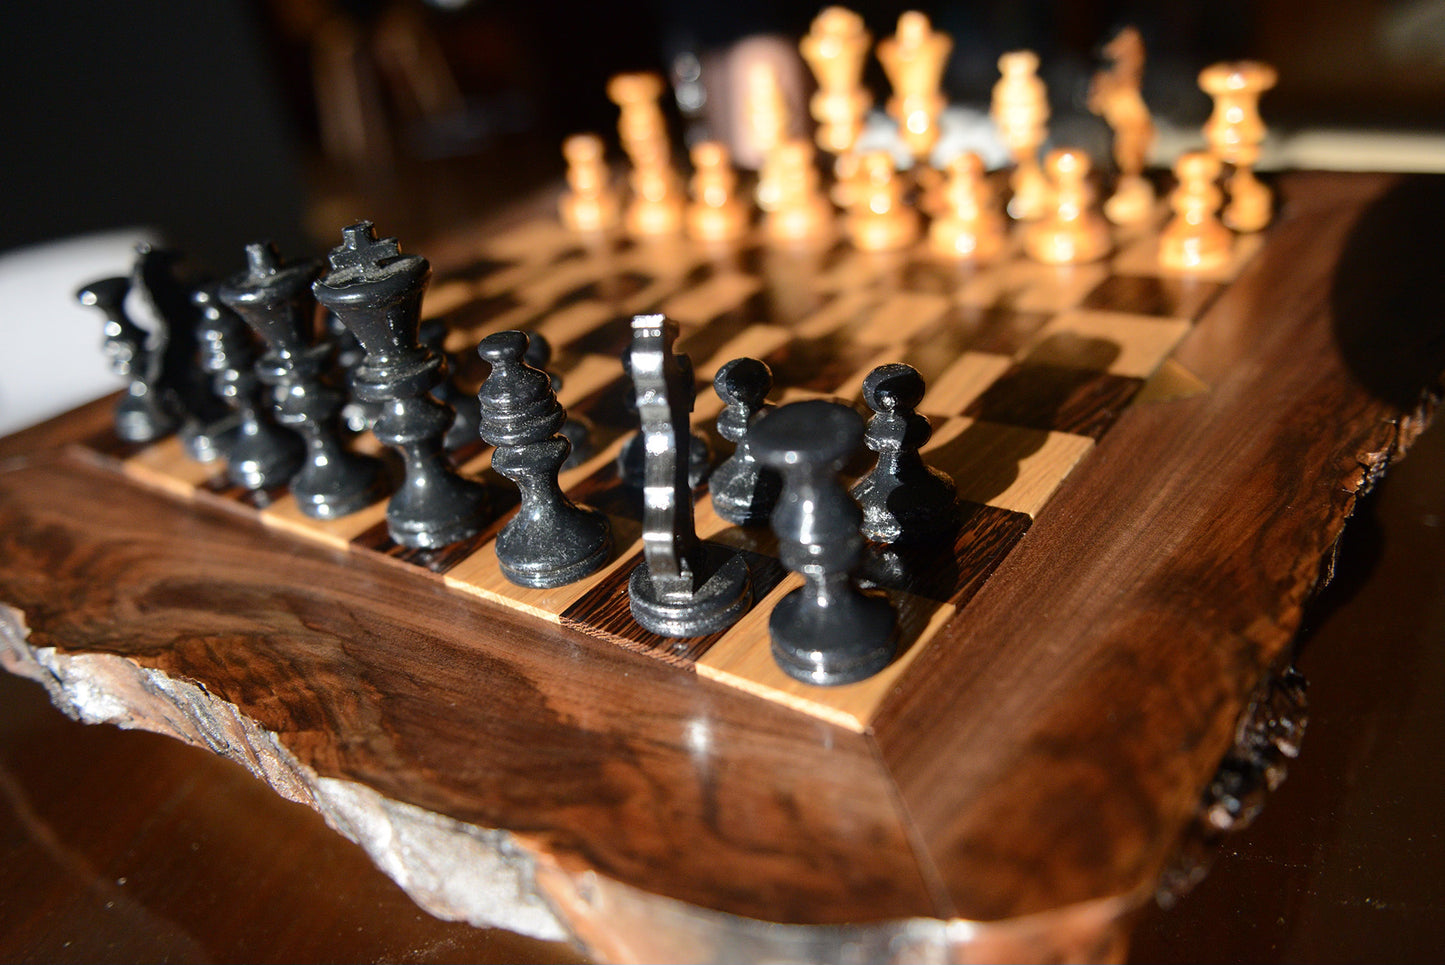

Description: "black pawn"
521 330 594 469
194 286 303 491
618 342 712 490
76 275 177 442
313 222 491 548
477 331 611 587
419 317 481 452
626 315 751 637
850 363 960 545
219 242 386 519
709 357 782 527
751 400 897 686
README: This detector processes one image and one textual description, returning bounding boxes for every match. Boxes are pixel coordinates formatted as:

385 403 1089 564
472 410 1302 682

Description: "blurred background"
3 0 1443 268
0 2 1443 961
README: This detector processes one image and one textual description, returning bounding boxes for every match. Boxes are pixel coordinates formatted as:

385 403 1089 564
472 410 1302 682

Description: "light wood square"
1022 310 1192 378
924 417 1095 517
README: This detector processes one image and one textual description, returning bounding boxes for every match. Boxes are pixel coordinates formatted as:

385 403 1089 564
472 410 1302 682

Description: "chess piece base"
770 584 897 686
497 504 612 588
1104 175 1156 226
294 452 387 520
385 474 490 549
847 210 921 252
1159 224 1233 273
1224 177 1273 233
625 199 685 238
228 422 304 491
928 219 1005 261
1025 221 1112 265
627 545 752 638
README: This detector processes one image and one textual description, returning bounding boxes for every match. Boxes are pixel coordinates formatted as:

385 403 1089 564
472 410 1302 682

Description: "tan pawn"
991 51 1051 220
559 134 620 234
799 7 872 157
686 142 749 244
877 11 952 165
1087 27 1156 225
765 139 836 246
1159 152 1232 272
846 151 919 252
929 153 1005 261
1200 61 1277 232
1025 149 1111 264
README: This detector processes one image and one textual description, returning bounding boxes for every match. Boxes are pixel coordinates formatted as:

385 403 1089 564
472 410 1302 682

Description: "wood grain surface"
2 172 1442 961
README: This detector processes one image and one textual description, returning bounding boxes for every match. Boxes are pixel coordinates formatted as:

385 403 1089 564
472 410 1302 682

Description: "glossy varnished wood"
873 172 1444 920
1 173 1442 958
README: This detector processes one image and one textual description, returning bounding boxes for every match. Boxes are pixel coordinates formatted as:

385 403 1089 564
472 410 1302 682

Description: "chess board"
4 171 1441 960
80 204 1259 733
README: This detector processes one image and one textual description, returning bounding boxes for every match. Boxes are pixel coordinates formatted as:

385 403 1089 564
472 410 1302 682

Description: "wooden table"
2 171 1442 963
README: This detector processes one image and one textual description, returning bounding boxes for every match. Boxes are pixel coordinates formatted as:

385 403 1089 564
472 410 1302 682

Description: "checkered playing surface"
84 211 1259 731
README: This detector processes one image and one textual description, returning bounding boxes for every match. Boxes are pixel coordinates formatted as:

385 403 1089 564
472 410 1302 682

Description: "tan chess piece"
764 139 836 246
1200 60 1277 232
744 61 790 211
558 134 620 234
1087 26 1156 225
686 142 750 244
991 50 1052 221
846 151 920 252
1025 149 1111 264
877 11 952 166
928 152 1005 261
799 7 872 157
1159 151 1232 272
607 72 684 237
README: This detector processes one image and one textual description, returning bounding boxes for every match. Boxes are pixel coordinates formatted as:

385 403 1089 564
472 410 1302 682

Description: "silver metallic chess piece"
314 222 491 547
477 331 611 587
751 400 898 685
626 315 751 637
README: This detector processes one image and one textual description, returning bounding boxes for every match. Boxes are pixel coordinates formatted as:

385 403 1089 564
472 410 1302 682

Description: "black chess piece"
618 342 712 490
219 241 386 519
709 357 782 526
419 318 481 451
751 400 897 685
132 245 237 463
194 286 304 491
850 363 960 545
626 315 751 637
76 275 177 442
521 329 594 469
477 331 612 587
328 309 380 434
314 222 491 548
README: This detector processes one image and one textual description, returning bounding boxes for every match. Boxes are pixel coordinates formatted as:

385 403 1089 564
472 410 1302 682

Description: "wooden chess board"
83 201 1256 733
2 171 1441 963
